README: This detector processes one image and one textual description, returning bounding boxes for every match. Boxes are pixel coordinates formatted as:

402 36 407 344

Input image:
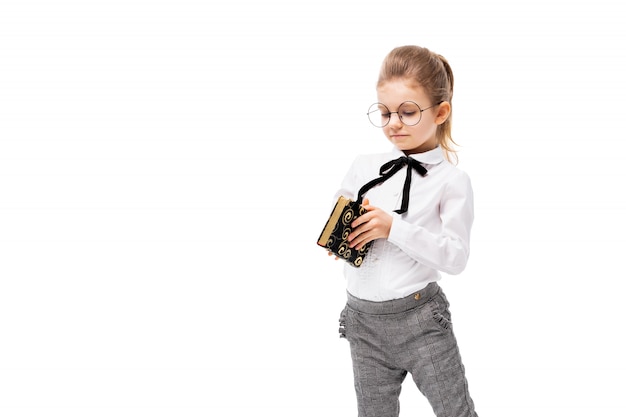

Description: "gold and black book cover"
317 196 371 268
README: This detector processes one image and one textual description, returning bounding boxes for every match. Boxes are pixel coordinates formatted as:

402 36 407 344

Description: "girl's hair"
377 45 458 163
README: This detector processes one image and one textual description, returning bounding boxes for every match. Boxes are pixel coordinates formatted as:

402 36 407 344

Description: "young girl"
332 45 478 417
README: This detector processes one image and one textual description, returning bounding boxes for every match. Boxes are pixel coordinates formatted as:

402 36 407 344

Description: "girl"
332 45 478 417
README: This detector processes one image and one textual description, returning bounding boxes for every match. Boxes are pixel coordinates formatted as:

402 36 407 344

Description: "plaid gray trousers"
339 282 478 417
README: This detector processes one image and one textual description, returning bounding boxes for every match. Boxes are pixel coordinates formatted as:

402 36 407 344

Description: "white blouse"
334 146 474 301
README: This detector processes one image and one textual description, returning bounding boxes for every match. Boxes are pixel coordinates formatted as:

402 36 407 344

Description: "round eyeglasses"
367 101 443 128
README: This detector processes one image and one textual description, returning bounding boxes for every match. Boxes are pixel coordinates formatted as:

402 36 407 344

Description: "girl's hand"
348 198 392 250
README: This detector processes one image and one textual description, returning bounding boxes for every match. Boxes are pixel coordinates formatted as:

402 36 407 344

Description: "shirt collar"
390 146 445 165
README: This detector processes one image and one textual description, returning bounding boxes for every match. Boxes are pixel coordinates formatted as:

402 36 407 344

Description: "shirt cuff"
387 212 411 248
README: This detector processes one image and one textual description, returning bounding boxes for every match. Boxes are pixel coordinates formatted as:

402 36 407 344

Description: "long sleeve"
387 170 474 275
333 155 364 202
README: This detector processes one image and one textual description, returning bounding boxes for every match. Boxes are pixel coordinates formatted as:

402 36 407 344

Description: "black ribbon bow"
356 156 428 214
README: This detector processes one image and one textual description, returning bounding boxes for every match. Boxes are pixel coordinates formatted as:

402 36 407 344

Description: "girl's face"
376 78 448 155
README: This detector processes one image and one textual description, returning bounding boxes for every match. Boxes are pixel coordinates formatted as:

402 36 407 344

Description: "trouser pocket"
338 305 348 339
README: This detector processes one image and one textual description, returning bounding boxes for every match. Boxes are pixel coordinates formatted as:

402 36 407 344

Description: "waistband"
346 282 440 315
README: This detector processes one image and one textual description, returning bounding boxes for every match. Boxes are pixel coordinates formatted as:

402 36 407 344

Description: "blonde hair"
377 45 458 163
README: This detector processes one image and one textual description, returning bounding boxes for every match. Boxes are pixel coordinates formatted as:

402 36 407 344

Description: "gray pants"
339 282 478 417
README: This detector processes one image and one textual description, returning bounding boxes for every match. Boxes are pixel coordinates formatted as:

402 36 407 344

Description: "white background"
1 1 625 416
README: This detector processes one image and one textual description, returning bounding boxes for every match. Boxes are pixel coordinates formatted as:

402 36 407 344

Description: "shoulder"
430 160 473 199
437 159 472 183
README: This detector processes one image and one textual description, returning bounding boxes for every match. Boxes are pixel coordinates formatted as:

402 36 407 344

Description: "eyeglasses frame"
367 100 444 128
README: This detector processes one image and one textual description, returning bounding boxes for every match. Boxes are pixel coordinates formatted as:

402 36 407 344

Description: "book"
317 196 372 267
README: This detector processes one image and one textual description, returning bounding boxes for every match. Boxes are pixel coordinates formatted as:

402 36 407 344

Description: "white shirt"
334 146 474 301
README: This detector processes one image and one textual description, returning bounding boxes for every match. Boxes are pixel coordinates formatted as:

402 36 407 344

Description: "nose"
388 112 403 128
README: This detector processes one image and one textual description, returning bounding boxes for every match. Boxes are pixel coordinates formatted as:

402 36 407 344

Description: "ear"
434 101 451 125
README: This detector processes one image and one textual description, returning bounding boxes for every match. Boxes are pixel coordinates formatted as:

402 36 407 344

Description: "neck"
402 144 437 156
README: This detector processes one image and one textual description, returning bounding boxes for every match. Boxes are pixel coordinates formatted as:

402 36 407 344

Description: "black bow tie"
357 156 428 214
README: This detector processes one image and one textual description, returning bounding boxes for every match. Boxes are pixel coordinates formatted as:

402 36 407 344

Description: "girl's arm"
387 170 474 275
